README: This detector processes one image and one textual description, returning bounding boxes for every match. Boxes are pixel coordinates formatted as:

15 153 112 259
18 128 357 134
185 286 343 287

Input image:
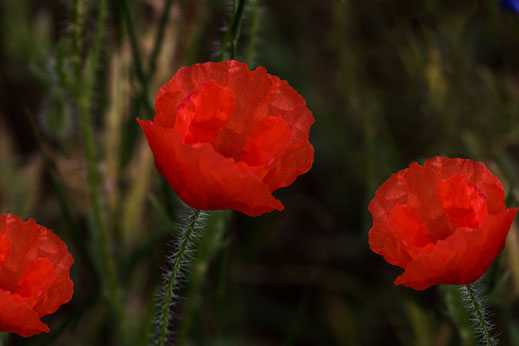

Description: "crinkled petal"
138 119 284 216
394 207 519 290
0 289 49 337
427 157 505 214
262 137 314 191
32 276 74 317
174 80 235 145
436 173 488 228
0 235 10 268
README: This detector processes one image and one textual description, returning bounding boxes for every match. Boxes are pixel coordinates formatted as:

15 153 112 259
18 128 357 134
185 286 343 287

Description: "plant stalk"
463 284 495 346
157 208 205 346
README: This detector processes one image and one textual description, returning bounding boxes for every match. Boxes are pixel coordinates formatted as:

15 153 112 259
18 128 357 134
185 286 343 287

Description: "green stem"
218 0 247 61
71 0 82 78
77 0 123 321
0 332 8 346
215 237 229 340
148 0 175 77
463 284 495 346
78 95 123 320
120 0 155 117
246 0 260 66
229 0 246 60
157 208 205 346
25 110 99 286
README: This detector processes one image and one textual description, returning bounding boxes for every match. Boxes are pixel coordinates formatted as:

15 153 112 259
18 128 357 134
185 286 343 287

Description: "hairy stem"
157 208 206 346
462 284 495 346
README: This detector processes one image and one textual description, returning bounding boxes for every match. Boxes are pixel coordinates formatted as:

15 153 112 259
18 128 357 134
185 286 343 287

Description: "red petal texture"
138 60 314 216
0 214 74 337
368 157 518 290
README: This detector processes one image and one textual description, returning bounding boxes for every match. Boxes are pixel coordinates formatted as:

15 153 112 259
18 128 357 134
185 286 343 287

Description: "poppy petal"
138 119 284 216
0 290 49 337
395 208 519 290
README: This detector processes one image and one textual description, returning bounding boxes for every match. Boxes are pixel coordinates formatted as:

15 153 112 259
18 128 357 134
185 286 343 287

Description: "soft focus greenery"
1 0 519 345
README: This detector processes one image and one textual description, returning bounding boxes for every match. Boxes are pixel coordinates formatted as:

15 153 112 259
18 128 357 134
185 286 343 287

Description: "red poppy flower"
368 157 519 290
138 60 314 216
0 214 74 337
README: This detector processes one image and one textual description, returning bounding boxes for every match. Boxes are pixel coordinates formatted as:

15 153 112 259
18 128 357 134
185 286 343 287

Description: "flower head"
0 214 74 337
368 157 518 290
138 60 314 216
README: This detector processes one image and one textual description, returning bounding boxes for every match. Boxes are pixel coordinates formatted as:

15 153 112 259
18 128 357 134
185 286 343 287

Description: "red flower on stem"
138 60 314 216
0 214 74 337
369 157 519 290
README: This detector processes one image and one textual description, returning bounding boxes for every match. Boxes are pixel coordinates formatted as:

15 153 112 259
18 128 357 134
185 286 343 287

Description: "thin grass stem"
77 0 123 321
24 110 99 286
71 0 82 78
246 0 260 66
148 0 175 78
120 0 155 117
218 0 247 61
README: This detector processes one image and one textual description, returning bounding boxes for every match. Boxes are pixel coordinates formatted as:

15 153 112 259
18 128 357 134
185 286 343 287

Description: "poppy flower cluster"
369 157 518 290
0 214 74 337
138 60 314 217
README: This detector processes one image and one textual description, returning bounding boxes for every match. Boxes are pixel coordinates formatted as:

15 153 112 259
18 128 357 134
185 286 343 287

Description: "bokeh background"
2 0 519 345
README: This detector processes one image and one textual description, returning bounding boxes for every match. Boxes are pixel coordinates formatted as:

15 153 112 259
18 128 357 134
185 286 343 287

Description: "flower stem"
218 0 247 61
246 0 260 66
148 0 175 77
462 284 495 346
71 0 82 78
120 0 155 117
76 0 123 321
157 208 206 346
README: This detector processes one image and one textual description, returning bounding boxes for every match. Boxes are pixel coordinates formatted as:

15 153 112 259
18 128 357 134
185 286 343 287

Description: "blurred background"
2 0 519 345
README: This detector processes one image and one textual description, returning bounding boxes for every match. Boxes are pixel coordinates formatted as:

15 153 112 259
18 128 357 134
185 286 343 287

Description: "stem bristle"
460 283 497 346
152 208 207 346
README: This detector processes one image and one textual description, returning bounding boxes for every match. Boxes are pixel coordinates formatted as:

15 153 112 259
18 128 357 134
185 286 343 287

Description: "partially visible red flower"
138 60 314 217
368 157 519 290
0 214 74 337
